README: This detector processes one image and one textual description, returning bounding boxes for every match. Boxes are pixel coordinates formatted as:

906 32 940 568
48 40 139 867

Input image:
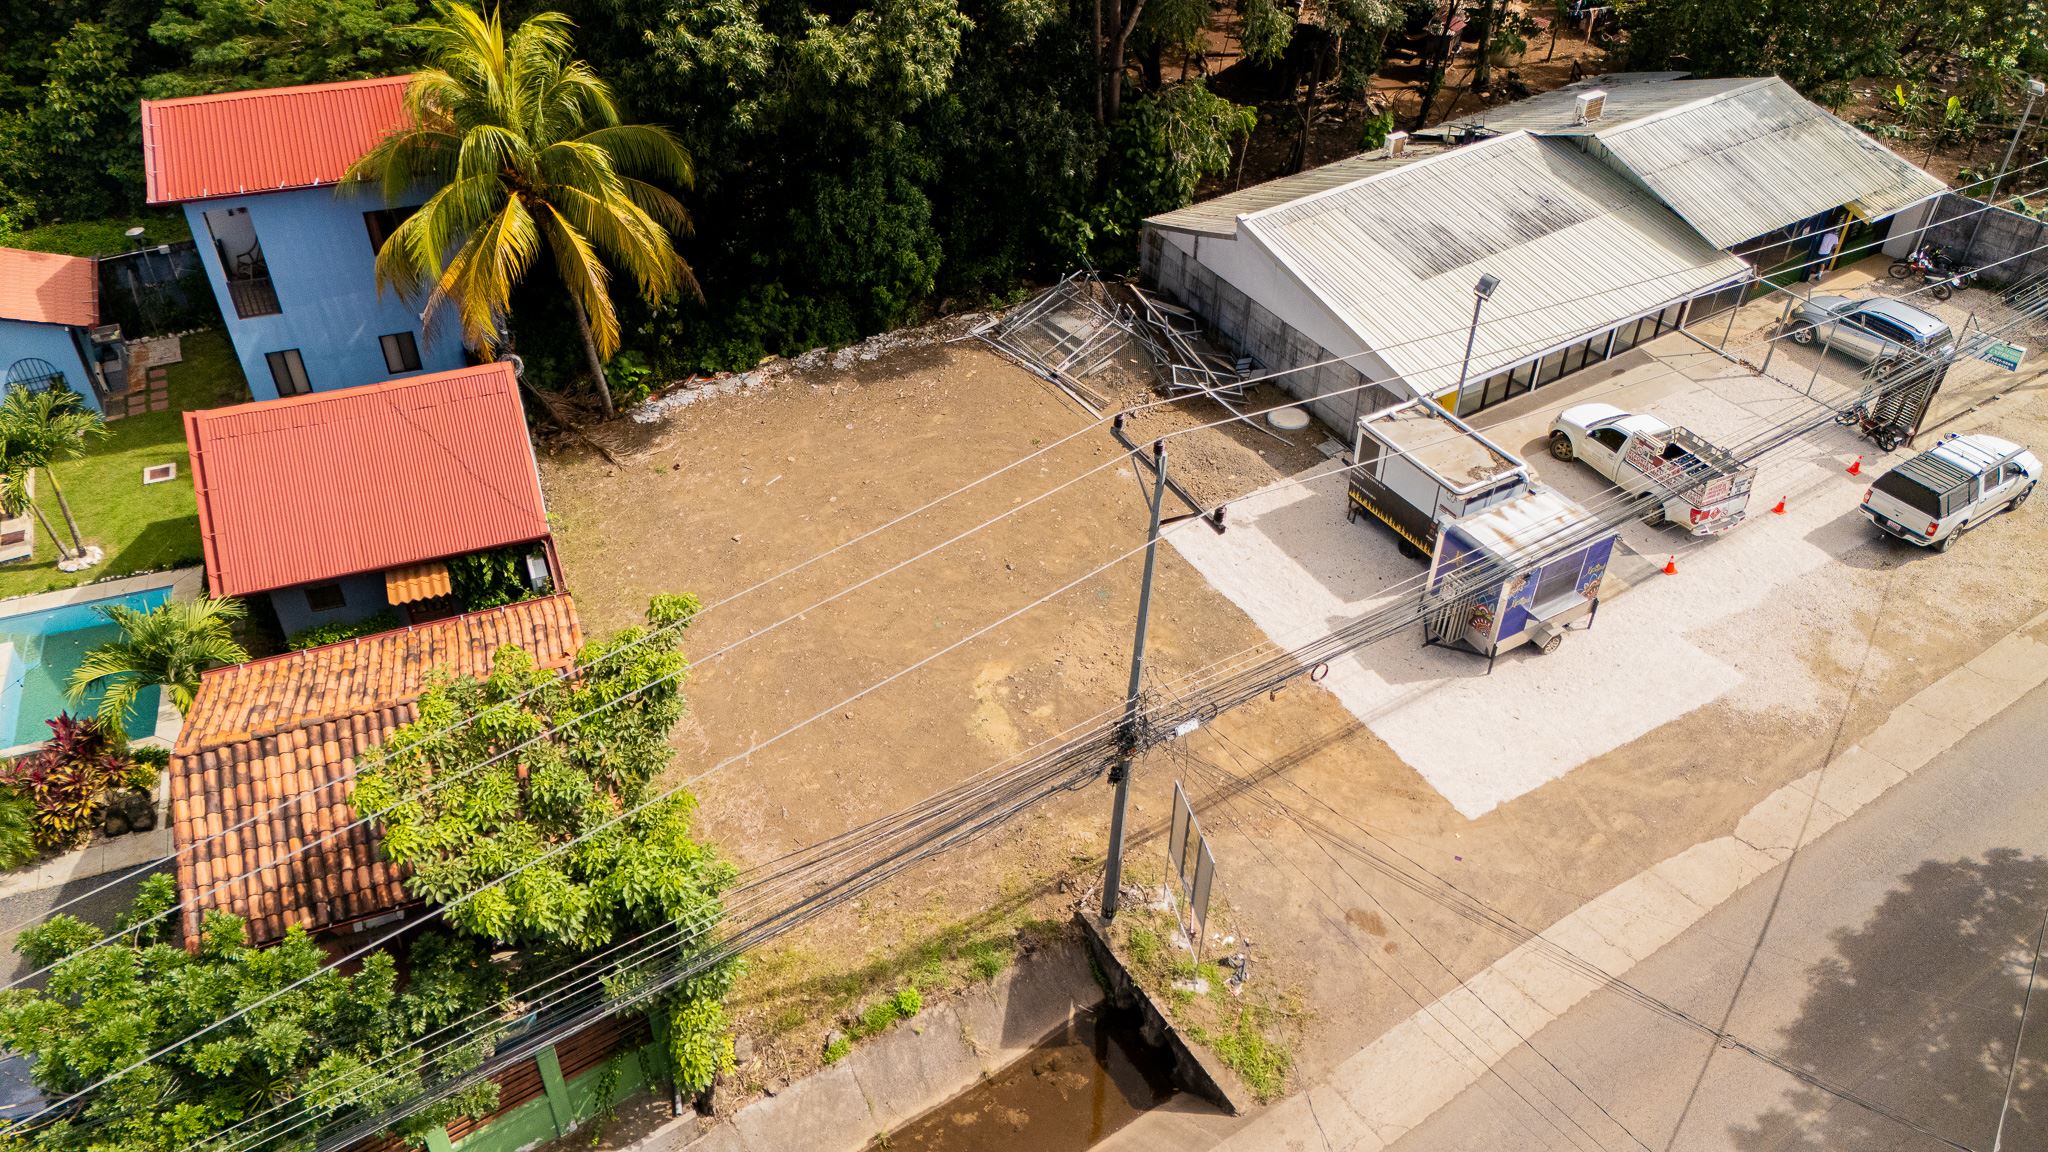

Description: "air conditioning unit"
1574 89 1607 124
1386 130 1409 158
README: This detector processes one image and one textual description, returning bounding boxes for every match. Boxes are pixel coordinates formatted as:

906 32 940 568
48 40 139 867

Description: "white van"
1860 433 2038 552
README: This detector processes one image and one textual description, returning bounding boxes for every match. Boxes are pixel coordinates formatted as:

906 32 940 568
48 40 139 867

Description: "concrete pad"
1487 942 1608 1018
1537 908 1641 979
1907 665 2028 730
1968 633 2048 685
1098 1095 1257 1152
843 1005 985 1132
1856 702 1972 774
677 1120 744 1152
1812 745 1910 815
1733 783 1839 855
1458 966 1554 1040
728 1062 872 1152
1650 836 1778 911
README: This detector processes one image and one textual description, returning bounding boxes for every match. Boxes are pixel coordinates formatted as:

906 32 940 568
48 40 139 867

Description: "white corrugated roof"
1239 132 1748 396
1147 146 1448 237
1451 75 1945 247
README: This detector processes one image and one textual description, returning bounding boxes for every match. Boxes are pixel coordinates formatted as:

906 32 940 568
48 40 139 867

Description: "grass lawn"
0 329 248 601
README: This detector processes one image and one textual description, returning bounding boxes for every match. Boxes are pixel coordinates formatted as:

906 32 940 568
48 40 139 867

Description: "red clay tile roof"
140 75 412 204
185 362 550 599
0 247 98 328
169 594 584 949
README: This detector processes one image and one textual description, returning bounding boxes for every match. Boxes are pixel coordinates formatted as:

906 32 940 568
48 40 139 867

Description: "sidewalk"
1101 605 2048 1152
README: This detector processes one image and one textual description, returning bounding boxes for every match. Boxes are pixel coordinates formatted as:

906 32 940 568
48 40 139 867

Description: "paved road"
1390 679 2048 1152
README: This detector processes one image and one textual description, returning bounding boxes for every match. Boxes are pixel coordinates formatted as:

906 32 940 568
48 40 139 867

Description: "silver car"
1785 295 1956 373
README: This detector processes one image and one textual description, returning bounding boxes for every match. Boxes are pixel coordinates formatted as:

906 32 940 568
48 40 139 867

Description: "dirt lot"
540 305 2048 1108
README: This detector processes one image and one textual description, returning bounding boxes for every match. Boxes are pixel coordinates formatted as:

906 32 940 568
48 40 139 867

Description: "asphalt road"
1389 678 2048 1152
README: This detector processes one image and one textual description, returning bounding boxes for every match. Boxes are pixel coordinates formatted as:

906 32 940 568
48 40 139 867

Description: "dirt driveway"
541 317 2048 1097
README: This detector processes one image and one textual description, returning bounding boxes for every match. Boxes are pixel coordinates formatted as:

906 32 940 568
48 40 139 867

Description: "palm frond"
573 125 692 188
534 205 621 358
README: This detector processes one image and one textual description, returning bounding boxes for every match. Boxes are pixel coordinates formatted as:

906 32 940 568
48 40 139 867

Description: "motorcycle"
1835 400 1909 452
1888 245 1969 300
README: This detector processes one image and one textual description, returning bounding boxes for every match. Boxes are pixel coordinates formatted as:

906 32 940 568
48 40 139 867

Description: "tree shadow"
1730 849 2048 1152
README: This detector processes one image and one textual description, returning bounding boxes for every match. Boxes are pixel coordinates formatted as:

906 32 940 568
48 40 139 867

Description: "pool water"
0 588 170 750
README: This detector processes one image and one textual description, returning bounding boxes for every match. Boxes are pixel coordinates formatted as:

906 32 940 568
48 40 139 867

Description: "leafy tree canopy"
143 0 428 99
0 876 507 1152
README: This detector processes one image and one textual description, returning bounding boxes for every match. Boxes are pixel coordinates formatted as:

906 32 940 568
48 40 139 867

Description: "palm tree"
0 464 75 564
68 599 249 728
346 0 697 418
0 388 105 560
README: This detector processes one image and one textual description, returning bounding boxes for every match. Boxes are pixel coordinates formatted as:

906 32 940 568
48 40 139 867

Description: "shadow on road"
1730 849 2048 1152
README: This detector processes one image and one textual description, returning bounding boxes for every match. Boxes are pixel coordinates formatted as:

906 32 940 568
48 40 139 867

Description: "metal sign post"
1102 440 1168 921
1165 781 1216 957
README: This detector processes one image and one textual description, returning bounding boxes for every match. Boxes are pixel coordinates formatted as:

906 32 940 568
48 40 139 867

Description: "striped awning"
385 560 452 604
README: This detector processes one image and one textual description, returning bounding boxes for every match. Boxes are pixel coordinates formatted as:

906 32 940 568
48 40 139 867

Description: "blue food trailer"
1423 486 1617 669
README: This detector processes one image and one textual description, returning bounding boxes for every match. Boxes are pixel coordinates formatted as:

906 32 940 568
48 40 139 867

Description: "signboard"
1166 781 1216 958
1981 342 2028 372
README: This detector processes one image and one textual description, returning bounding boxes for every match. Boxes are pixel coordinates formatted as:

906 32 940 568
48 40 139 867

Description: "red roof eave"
141 75 413 205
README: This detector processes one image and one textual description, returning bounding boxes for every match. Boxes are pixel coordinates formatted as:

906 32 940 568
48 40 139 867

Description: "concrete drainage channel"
677 931 1227 1152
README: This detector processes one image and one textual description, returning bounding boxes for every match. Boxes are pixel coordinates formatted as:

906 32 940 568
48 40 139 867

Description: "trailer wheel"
1548 431 1576 462
1876 428 1905 453
1398 537 1424 560
1537 632 1564 656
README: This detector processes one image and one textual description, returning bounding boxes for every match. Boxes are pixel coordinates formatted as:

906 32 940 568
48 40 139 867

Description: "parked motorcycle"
1888 245 1970 300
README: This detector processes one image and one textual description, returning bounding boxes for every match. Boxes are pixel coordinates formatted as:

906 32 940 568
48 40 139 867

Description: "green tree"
0 876 508 1152
1096 81 1255 245
68 597 249 726
352 594 740 1093
0 464 77 564
0 385 107 560
144 0 427 99
347 0 697 418
0 22 145 224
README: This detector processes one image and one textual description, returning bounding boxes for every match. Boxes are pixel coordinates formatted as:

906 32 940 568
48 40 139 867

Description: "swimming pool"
0 586 171 751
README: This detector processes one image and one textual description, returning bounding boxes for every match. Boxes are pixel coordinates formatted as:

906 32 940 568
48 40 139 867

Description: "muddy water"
871 1007 1182 1151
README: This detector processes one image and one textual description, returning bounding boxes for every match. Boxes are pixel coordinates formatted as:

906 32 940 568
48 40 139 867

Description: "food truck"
1346 399 1532 558
1422 486 1618 669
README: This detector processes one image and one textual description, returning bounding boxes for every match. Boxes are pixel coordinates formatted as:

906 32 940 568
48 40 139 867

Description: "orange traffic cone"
1662 555 1678 576
1771 497 1787 515
1847 455 1863 476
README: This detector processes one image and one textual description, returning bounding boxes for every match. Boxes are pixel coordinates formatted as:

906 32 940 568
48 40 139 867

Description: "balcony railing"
225 275 281 319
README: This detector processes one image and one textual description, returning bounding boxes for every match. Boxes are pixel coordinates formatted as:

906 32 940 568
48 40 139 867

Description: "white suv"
1860 433 2038 552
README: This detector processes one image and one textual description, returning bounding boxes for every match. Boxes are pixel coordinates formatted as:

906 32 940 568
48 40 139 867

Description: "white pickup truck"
1547 404 1755 535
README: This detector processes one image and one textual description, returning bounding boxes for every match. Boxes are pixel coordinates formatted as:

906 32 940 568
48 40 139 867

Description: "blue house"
0 247 119 413
140 76 464 402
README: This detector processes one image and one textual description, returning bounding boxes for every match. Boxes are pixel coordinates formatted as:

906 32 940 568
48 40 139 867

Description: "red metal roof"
0 247 98 328
184 362 551 598
140 75 412 204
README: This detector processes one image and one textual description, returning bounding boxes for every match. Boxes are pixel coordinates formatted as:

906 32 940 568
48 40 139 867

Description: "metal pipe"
1454 293 1486 407
1101 439 1169 922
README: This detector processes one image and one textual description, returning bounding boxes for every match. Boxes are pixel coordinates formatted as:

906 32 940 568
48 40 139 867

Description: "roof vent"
1385 130 1408 158
1574 89 1607 124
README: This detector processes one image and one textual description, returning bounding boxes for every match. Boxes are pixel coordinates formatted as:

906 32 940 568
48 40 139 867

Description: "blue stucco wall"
268 571 392 641
0 318 101 413
183 186 465 402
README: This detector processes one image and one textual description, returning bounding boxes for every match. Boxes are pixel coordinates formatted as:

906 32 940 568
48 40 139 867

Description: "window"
203 205 280 318
265 349 311 397
362 207 418 254
1590 427 1628 453
1535 348 1569 388
305 583 346 613
1862 315 1914 344
380 331 422 374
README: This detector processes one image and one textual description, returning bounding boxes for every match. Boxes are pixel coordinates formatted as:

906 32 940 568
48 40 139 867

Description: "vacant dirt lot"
540 318 2048 1104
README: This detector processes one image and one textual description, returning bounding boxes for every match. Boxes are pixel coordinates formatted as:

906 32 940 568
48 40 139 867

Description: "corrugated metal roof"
141 75 411 204
0 247 98 328
1240 132 1748 396
184 362 551 597
1449 74 1945 247
1587 77 1947 247
1445 74 1755 136
1146 146 1448 236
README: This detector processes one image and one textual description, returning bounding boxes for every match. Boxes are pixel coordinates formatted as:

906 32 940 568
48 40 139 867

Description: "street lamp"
1451 273 1500 413
1965 76 2046 263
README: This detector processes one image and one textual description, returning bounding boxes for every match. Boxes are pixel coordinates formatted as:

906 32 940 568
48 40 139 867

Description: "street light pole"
1101 439 1168 922
1965 76 2045 264
1451 273 1501 413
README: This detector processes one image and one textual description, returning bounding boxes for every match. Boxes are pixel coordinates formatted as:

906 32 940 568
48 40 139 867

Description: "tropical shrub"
354 594 738 1093
0 713 125 849
69 597 249 726
0 785 39 869
289 611 400 650
124 744 170 793
447 547 545 612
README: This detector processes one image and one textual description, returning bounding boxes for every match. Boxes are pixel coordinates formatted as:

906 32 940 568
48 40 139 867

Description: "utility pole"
1101 439 1168 921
